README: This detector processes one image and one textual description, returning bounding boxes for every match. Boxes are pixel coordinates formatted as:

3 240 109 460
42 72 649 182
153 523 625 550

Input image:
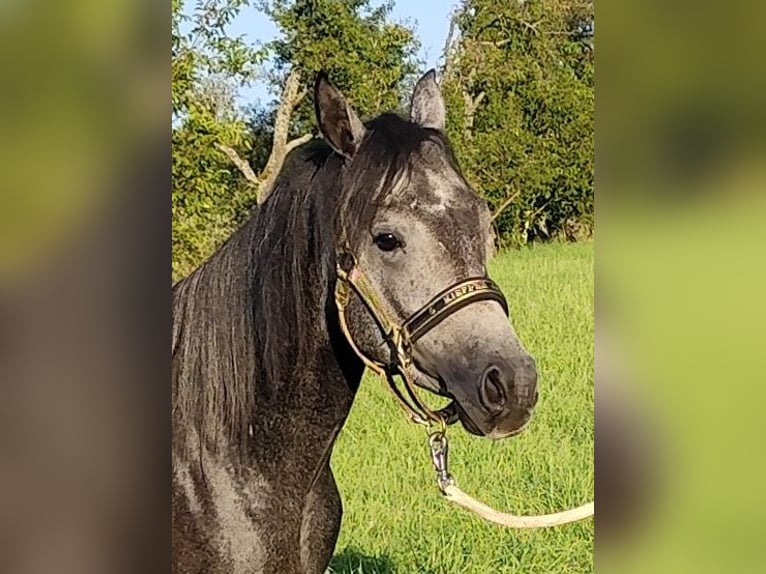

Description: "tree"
220 0 420 203
172 0 264 279
441 0 594 247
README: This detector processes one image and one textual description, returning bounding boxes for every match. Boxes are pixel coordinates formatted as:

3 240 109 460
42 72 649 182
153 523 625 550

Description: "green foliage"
443 0 594 247
172 0 262 117
261 0 419 129
172 0 265 280
172 114 254 280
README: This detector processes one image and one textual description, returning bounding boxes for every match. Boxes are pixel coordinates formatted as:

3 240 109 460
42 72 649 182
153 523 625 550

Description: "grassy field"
328 241 594 574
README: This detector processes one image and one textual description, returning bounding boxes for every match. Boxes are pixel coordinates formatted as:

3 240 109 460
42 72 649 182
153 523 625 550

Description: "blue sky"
219 0 457 109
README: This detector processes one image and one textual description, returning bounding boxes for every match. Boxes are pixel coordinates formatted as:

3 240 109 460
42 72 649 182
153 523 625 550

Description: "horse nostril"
480 367 507 413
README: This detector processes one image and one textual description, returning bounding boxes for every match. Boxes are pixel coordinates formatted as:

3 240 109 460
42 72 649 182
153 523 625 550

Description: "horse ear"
313 72 366 159
410 69 446 132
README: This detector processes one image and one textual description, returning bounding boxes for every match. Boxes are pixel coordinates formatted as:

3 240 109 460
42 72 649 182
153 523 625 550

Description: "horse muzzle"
437 354 539 439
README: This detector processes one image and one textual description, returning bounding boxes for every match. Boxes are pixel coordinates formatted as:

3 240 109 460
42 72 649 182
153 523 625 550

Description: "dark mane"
171 112 457 455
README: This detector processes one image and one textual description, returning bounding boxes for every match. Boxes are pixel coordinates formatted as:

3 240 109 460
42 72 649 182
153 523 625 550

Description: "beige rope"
441 484 594 528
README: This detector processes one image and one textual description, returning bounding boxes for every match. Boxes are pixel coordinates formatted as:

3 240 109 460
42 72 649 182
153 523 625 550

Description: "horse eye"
373 233 402 252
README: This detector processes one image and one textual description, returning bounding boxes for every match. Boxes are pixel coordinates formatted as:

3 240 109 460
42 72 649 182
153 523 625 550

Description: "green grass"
329 242 594 574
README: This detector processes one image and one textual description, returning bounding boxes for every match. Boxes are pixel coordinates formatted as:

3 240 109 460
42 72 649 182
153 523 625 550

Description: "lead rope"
335 257 594 529
442 488 595 528
428 431 594 528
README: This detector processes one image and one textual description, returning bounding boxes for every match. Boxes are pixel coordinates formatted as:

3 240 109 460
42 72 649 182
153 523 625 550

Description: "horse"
172 70 539 574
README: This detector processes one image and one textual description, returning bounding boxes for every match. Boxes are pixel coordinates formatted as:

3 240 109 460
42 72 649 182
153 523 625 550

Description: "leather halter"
334 249 509 428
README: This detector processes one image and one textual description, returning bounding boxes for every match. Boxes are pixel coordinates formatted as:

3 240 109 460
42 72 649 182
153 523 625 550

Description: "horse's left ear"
410 69 446 132
314 71 366 159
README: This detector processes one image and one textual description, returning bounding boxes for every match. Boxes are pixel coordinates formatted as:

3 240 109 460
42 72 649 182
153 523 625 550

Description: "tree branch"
257 68 306 201
216 131 312 199
491 190 521 222
477 39 512 47
216 143 260 187
475 19 543 46
285 133 313 155
520 19 543 35
462 88 485 134
441 6 461 81
217 70 311 203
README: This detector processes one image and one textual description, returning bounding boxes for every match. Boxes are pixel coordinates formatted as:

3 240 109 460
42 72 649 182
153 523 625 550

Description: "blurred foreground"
597 1 766 572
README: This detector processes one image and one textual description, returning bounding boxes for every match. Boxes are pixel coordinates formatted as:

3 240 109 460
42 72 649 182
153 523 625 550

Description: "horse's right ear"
314 72 366 159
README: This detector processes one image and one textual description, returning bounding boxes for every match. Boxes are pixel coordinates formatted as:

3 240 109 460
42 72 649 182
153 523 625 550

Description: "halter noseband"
334 248 509 428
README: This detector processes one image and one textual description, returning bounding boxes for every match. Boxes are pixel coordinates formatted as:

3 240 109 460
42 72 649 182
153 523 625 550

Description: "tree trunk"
217 68 310 203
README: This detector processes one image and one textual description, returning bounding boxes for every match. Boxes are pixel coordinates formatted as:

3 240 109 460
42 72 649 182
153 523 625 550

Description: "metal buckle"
428 430 454 491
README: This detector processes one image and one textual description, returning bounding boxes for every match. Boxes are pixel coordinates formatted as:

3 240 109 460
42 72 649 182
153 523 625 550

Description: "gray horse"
172 70 538 574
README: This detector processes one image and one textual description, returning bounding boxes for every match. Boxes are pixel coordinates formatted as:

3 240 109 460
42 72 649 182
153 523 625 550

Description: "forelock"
335 112 485 249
